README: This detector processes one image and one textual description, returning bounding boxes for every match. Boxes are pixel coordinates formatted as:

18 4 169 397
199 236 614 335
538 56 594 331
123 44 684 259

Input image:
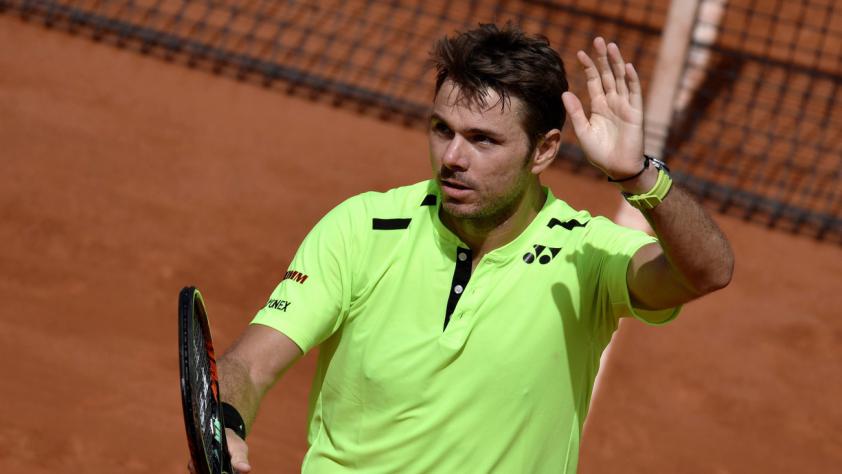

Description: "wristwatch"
622 155 673 211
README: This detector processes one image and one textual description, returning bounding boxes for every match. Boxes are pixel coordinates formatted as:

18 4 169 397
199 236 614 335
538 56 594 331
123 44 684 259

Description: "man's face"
429 81 536 220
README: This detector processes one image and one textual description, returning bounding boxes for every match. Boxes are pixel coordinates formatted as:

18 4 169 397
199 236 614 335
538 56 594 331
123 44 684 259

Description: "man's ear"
530 129 562 175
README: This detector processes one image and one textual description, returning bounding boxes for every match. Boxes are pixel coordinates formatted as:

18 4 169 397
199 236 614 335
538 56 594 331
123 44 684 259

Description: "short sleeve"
250 198 360 353
580 217 681 326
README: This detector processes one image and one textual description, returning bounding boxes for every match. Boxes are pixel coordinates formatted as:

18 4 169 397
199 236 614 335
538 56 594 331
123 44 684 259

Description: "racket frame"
179 286 233 474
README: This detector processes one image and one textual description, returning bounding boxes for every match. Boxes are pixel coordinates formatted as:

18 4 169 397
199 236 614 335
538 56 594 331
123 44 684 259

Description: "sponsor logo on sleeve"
267 299 291 312
282 270 308 284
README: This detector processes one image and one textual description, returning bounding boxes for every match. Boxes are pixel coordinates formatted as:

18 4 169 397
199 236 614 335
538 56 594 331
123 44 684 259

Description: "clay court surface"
1 15 841 473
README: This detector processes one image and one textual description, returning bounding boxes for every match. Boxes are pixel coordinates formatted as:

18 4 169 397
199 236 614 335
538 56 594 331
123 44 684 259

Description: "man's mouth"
441 179 471 190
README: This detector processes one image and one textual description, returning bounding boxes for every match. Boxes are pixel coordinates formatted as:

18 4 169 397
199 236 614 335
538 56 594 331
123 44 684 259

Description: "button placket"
443 246 472 330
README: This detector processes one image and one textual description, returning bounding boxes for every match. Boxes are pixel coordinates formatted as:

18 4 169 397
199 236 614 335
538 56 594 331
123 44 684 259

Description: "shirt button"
454 284 464 294
458 252 467 262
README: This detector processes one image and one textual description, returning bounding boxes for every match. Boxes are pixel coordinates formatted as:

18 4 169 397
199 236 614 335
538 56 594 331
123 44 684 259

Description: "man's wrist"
612 164 659 194
607 155 669 194
623 168 673 210
606 155 649 184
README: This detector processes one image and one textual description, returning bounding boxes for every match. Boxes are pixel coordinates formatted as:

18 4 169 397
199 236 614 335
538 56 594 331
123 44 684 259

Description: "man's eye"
433 122 452 136
473 135 495 145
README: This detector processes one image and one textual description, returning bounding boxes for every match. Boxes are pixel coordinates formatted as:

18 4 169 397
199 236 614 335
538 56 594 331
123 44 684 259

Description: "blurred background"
1 0 840 472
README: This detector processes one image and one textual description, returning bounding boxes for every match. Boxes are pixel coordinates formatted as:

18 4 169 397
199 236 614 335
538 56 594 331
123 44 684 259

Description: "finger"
576 50 605 103
607 42 628 98
593 37 617 96
233 461 253 473
625 63 643 111
227 428 253 473
230 451 252 472
232 457 253 473
561 91 590 138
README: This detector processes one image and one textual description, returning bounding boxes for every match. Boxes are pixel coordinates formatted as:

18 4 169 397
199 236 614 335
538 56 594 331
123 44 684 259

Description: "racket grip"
221 402 247 440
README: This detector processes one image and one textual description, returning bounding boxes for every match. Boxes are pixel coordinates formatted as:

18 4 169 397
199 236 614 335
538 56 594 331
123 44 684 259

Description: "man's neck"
441 183 547 266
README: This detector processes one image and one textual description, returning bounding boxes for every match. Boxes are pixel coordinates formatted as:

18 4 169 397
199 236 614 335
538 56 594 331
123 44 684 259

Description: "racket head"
179 286 233 474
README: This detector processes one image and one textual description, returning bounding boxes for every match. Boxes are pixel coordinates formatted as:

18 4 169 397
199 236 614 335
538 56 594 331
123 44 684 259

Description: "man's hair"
430 23 569 143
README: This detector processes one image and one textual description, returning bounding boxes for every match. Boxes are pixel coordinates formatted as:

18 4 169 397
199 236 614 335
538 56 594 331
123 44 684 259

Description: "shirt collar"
426 180 573 261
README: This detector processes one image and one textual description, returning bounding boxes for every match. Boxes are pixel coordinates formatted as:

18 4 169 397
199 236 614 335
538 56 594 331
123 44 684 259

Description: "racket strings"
188 309 226 472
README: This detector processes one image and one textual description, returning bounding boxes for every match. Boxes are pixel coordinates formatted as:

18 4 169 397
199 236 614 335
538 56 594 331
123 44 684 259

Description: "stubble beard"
438 140 537 230
440 171 531 231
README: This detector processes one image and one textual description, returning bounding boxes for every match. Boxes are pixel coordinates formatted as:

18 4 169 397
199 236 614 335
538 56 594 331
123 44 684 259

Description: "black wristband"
221 402 247 440
607 155 651 183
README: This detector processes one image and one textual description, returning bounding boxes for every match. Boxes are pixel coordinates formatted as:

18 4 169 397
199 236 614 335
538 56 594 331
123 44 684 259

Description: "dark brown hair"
430 23 569 143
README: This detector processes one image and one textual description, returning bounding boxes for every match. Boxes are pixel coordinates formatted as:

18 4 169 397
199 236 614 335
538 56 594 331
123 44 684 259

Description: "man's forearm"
641 182 734 295
218 354 265 433
215 325 304 435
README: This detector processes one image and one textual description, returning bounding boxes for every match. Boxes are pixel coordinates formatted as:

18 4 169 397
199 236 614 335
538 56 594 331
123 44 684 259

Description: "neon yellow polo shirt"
251 180 680 473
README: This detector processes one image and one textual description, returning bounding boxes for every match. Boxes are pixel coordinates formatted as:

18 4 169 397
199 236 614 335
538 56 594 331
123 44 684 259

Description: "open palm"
561 37 645 180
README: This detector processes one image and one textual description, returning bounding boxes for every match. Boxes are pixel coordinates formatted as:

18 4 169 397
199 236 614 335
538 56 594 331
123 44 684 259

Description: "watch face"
650 157 670 174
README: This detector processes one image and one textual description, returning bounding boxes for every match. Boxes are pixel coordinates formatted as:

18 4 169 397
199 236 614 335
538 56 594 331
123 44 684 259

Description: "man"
196 24 734 473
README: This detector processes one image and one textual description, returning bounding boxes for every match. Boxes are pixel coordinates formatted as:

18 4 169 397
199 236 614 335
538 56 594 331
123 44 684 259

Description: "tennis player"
196 24 734 473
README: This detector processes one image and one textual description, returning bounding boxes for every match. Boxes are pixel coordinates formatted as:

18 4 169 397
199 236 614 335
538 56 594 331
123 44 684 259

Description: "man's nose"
441 135 468 170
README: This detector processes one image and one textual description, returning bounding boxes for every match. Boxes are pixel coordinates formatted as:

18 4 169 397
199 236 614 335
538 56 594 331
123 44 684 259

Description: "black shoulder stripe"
547 218 588 230
420 194 437 206
372 218 411 230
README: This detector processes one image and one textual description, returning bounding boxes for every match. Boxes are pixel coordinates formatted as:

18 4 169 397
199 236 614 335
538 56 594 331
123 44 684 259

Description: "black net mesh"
3 0 839 242
667 0 841 241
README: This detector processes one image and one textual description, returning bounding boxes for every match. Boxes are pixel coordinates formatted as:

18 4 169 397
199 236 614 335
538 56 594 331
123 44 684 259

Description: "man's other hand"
186 428 252 474
227 427 253 473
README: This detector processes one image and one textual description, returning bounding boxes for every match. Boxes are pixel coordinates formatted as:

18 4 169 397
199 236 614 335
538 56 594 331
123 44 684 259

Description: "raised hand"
561 37 645 180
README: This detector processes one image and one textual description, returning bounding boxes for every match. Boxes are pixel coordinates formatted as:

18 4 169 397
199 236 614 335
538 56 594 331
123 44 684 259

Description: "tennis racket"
179 286 233 474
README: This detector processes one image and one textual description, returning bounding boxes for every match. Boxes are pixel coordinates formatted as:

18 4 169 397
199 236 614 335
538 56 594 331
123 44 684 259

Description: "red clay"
1 15 840 473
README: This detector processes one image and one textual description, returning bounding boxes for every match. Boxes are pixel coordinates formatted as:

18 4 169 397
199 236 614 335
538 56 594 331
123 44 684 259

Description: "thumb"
226 428 252 473
561 91 589 138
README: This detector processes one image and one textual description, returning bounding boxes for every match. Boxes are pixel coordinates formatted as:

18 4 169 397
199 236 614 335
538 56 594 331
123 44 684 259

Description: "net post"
613 0 702 233
644 0 701 159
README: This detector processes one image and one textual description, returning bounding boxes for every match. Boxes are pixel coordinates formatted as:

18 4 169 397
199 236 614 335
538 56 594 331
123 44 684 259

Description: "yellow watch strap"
624 169 673 210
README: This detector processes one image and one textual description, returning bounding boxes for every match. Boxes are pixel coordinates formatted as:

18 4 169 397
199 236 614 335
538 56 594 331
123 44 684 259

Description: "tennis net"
3 0 839 242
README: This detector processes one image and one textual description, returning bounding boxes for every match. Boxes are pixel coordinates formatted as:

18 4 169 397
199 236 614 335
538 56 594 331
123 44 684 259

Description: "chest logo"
523 244 561 264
